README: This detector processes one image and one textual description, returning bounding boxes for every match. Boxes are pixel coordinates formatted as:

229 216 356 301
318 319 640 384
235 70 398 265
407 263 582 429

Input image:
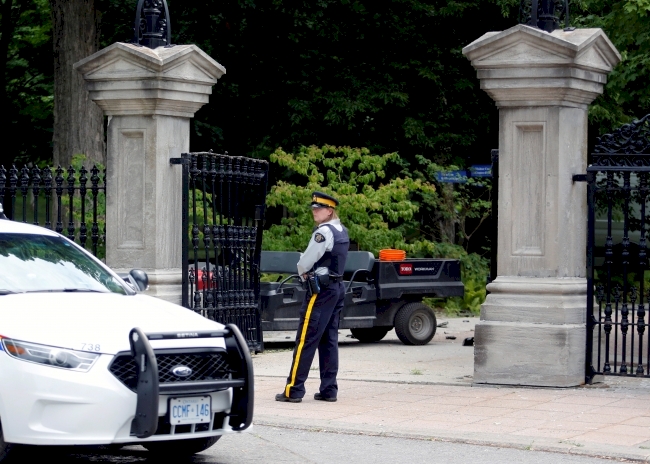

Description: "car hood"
0 293 225 354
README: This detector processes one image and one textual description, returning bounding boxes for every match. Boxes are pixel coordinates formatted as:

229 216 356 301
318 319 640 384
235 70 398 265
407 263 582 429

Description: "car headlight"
1 338 99 372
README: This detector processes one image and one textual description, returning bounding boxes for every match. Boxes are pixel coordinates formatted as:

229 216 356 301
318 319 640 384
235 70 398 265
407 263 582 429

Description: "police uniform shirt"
296 219 343 277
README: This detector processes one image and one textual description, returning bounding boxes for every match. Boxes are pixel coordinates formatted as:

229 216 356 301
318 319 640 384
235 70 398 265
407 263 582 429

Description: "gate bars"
586 114 650 382
0 164 106 257
173 152 269 351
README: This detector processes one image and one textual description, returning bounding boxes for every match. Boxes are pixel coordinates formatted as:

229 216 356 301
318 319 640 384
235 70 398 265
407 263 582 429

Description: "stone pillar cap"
462 25 622 108
74 42 226 117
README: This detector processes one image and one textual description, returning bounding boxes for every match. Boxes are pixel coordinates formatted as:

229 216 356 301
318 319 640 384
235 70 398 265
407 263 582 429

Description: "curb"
255 374 473 388
253 416 650 462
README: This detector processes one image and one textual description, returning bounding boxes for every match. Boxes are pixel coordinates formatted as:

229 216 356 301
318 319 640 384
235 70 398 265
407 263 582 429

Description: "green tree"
263 145 489 313
409 156 493 253
4 0 509 170
573 0 650 133
1 0 52 168
496 0 650 135
263 145 436 254
164 0 508 167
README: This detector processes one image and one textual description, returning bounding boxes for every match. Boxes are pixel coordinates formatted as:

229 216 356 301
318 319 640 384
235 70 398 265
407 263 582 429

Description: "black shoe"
314 392 337 402
275 393 302 403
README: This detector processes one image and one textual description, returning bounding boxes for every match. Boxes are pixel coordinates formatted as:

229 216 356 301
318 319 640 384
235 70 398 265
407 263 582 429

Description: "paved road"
257 318 478 386
15 425 621 464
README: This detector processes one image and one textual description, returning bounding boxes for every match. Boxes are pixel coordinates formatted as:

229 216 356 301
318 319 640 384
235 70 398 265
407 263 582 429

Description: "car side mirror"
126 269 149 292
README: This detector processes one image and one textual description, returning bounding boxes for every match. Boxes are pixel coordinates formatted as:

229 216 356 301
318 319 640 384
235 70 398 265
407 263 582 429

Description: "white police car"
0 213 253 459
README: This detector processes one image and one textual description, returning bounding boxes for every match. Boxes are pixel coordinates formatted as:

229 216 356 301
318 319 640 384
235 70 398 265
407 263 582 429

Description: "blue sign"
435 170 467 183
469 165 492 178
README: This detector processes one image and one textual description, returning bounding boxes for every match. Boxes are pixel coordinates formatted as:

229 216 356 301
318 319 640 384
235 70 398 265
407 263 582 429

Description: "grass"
261 348 293 353
559 440 584 447
410 368 423 375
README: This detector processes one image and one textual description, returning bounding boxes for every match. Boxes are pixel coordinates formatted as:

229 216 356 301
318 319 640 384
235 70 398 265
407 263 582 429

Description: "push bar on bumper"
129 328 159 438
223 324 255 431
128 324 254 439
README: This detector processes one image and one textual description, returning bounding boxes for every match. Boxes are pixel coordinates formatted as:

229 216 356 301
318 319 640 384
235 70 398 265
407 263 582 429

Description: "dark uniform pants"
284 281 345 399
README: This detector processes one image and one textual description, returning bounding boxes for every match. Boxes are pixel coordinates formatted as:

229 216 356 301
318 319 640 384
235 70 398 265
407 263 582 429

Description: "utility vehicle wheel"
394 302 437 345
350 327 390 343
144 436 221 456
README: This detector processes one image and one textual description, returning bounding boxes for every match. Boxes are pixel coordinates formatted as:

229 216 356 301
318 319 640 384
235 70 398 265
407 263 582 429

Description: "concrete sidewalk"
252 317 650 462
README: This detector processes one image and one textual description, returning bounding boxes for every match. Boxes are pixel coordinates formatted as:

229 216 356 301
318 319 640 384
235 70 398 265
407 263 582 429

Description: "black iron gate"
172 151 269 351
586 114 650 382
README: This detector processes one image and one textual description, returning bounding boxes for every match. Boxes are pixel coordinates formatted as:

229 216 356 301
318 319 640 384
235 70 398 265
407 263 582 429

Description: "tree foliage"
263 145 489 313
263 145 437 253
3 1 649 164
573 0 650 134
496 0 650 134
159 0 509 167
0 0 52 167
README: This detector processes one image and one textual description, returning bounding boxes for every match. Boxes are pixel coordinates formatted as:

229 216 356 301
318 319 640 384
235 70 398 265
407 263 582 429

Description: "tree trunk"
437 183 458 244
49 0 104 170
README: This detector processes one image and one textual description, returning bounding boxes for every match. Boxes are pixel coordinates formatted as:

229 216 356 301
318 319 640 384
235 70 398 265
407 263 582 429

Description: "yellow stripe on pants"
285 293 318 397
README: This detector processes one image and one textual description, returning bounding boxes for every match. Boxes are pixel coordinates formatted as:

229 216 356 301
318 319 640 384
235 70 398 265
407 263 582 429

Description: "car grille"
109 351 231 391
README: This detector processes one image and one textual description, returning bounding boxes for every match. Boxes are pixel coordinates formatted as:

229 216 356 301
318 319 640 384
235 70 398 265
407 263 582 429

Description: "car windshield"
0 233 127 295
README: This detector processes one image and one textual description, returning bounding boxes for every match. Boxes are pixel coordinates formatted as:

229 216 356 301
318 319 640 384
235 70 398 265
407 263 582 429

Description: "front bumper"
0 324 253 445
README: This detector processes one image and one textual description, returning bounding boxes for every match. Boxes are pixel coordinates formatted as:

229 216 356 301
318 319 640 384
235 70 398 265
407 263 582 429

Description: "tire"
0 421 12 462
394 302 437 345
350 327 390 343
143 436 221 456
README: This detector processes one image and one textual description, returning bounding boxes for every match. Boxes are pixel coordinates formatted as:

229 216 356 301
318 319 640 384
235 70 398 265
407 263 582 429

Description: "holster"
306 274 321 297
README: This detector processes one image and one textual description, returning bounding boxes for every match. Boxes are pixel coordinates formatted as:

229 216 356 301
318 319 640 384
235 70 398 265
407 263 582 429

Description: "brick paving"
254 321 650 461
254 377 650 460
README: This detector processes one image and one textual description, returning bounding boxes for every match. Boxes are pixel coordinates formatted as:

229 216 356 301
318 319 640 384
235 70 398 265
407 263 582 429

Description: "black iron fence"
173 152 269 351
586 114 650 382
0 164 106 257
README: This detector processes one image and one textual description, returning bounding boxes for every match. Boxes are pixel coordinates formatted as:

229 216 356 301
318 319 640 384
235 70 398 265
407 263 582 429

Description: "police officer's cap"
311 191 338 209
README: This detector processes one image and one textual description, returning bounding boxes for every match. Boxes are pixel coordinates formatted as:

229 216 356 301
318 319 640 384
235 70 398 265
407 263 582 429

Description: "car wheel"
394 302 437 345
143 436 221 456
350 327 390 343
0 422 12 462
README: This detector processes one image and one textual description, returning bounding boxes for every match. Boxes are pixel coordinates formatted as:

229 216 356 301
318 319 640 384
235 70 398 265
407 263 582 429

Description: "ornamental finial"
519 0 571 33
132 0 172 49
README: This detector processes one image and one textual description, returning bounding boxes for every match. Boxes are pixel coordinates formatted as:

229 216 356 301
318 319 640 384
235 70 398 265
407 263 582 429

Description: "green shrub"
263 145 489 315
403 240 488 315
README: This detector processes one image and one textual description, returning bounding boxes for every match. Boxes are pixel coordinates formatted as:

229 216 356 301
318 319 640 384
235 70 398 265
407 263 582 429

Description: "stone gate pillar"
463 25 620 386
74 43 225 303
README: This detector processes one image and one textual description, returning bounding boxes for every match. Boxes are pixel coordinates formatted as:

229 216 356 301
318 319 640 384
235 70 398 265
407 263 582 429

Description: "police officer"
275 191 349 403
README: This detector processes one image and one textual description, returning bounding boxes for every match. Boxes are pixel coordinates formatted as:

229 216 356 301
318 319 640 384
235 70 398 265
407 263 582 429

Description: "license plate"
169 396 212 425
